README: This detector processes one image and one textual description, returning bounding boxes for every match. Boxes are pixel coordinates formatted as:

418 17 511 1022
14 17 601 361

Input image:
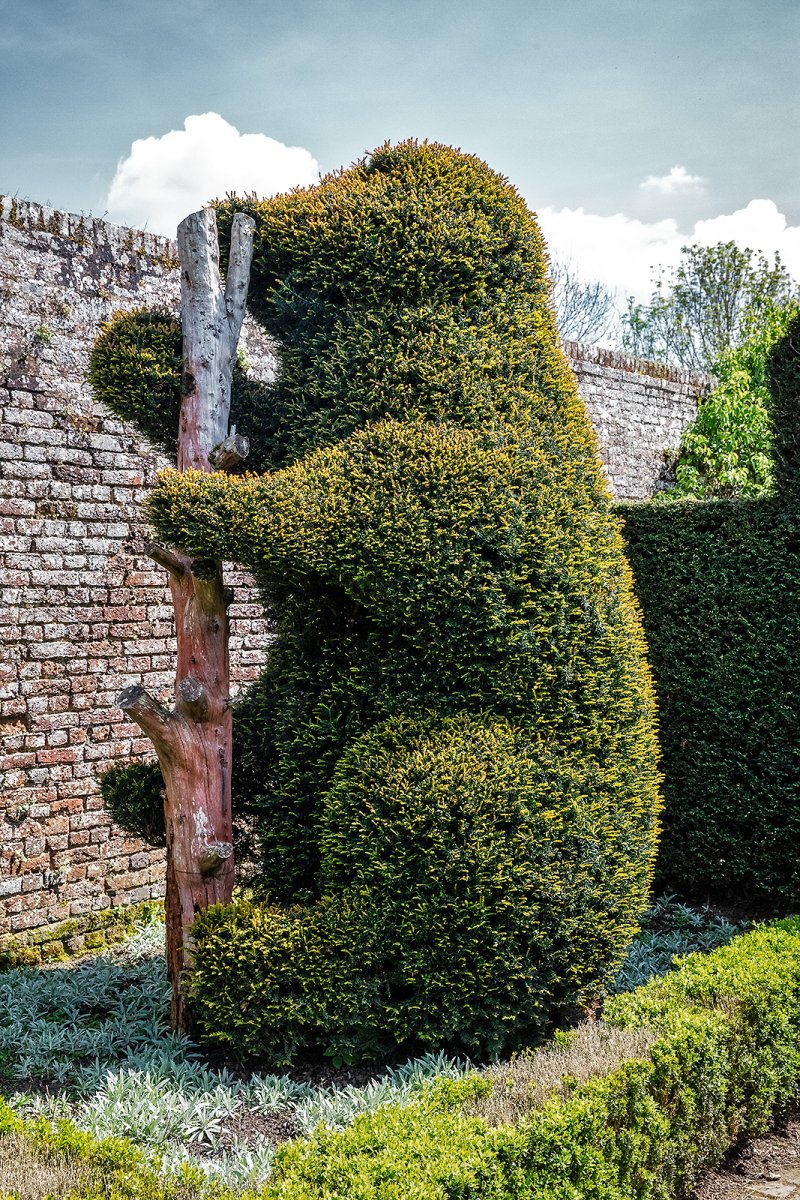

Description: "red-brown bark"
119 207 254 1029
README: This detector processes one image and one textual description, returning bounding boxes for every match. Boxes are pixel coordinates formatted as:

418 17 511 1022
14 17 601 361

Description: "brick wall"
0 198 714 940
0 199 274 937
565 341 714 500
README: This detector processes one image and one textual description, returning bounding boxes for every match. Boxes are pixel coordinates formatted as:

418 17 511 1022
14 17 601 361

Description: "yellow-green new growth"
101 139 662 1062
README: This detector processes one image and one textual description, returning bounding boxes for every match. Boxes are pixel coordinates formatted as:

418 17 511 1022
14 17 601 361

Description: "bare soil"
693 1114 800 1200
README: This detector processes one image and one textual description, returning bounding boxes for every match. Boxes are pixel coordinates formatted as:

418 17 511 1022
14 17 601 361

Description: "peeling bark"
120 207 254 1029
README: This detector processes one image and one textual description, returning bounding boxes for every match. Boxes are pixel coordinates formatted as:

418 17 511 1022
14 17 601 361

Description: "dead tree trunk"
118 208 255 1030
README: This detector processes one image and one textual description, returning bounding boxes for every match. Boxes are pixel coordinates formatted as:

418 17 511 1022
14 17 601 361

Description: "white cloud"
106 113 320 236
538 198 800 304
639 165 707 195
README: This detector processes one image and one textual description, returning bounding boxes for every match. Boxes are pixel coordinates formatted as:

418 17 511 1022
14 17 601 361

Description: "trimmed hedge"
614 313 800 906
620 497 800 905
139 140 661 1061
768 309 800 498
5 921 800 1198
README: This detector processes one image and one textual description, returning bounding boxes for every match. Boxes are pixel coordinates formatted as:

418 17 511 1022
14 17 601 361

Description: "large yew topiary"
99 141 661 1062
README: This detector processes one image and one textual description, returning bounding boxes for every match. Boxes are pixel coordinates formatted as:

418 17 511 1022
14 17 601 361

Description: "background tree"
664 299 798 499
621 242 798 372
549 257 617 344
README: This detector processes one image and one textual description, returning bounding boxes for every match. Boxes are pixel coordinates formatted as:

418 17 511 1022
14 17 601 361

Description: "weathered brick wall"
565 341 714 500
0 199 714 940
0 199 275 938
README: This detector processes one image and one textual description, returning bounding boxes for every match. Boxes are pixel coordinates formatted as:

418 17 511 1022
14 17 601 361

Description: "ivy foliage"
93 140 661 1062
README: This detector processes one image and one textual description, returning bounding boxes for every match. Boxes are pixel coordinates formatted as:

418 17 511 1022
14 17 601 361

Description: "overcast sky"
2 0 798 300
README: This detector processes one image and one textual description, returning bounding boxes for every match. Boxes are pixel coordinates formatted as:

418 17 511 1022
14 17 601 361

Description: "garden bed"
4 898 795 1198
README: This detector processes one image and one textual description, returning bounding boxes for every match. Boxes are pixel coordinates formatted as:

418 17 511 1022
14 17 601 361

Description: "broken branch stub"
176 209 255 473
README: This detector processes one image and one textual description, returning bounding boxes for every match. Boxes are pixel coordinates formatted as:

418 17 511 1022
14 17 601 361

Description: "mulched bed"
693 1113 800 1200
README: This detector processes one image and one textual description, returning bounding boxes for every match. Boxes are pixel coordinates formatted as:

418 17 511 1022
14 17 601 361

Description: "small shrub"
100 761 166 847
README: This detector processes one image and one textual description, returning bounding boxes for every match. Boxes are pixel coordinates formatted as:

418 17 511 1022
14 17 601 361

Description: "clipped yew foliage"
767 309 800 497
620 315 800 906
99 762 166 848
88 308 277 469
142 141 662 1061
101 140 661 1061
88 308 182 458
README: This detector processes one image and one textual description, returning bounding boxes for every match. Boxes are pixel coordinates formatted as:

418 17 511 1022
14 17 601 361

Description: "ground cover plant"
4 913 800 1199
0 898 745 1194
0 916 470 1190
92 138 662 1064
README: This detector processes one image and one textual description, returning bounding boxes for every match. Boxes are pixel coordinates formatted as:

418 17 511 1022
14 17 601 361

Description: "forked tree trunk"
118 208 255 1029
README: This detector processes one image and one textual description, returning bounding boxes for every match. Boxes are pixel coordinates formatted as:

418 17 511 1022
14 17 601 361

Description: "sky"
2 0 799 302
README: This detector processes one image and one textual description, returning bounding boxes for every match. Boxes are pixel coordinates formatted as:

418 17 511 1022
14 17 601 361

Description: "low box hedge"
3 919 800 1198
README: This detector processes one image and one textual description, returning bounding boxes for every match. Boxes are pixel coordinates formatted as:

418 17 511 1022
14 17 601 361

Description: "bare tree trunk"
119 208 254 1029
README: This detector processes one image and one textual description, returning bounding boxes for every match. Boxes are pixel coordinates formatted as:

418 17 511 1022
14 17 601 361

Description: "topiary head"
214 140 579 466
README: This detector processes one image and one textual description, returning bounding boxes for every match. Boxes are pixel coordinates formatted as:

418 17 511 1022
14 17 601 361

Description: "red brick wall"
0 200 272 935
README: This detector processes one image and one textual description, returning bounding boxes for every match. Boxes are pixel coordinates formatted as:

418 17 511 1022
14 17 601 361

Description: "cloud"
106 113 320 236
538 198 800 304
639 165 707 195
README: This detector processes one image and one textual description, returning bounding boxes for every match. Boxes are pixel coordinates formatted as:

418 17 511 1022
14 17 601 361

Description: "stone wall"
0 199 714 941
565 341 714 500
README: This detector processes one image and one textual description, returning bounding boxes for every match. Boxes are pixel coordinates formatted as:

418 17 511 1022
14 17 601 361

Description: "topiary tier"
92 140 661 1063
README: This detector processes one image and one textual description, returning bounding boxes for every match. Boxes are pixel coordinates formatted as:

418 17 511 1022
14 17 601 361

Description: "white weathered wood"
176 208 255 471
209 427 250 471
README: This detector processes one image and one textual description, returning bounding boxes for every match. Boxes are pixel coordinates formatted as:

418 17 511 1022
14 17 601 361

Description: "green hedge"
0 1097 236 1200
614 313 800 906
5 920 800 1198
620 498 800 905
255 918 800 1197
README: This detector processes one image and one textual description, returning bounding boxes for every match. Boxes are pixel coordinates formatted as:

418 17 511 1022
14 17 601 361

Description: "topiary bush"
94 140 662 1063
99 762 166 847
